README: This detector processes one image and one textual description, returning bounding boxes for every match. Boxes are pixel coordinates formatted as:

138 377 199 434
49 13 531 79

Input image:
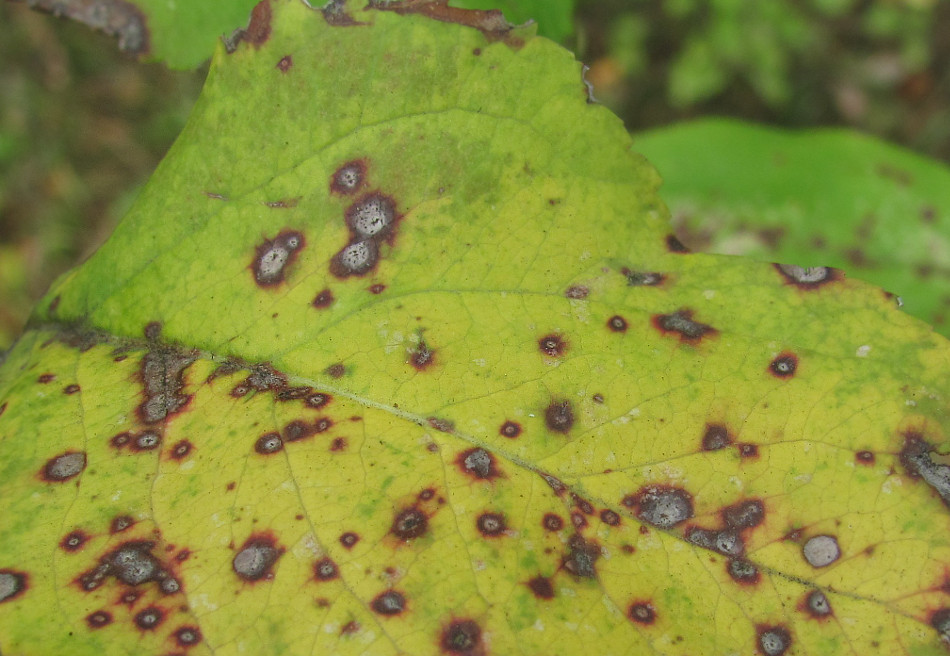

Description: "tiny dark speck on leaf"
276 55 293 72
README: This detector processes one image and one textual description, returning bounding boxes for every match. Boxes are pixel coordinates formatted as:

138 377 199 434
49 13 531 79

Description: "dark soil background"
1 0 948 345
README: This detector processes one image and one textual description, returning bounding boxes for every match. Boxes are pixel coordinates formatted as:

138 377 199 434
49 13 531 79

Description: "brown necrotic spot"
622 268 665 286
306 392 331 408
410 339 435 370
314 557 338 581
600 510 620 526
458 448 500 480
573 495 594 515
61 530 89 552
251 230 305 287
369 283 386 294
0 570 27 604
86 610 112 628
702 424 732 451
565 285 589 299
276 55 292 72
144 321 162 340
330 437 347 451
538 333 566 357
330 160 366 195
476 512 506 537
282 419 320 443
110 515 134 533
571 512 587 529
427 417 454 433
441 619 482 654
175 625 202 647
900 433 950 507
134 605 164 631
37 373 55 383
653 309 716 342
931 608 950 643
254 432 284 456
545 399 574 433
340 532 359 549
607 315 628 332
499 420 522 438
41 451 86 482
757 625 791 656
138 347 196 424
131 431 161 452
723 499 765 530
326 363 346 379
666 234 689 252
527 575 554 600
77 541 166 592
340 620 360 635
802 535 840 568
312 288 334 308
628 601 656 625
331 240 378 278
803 590 832 618
63 384 80 394
728 558 760 585
232 534 283 582
225 0 271 51
563 534 599 578
371 590 405 616
738 443 759 458
628 485 693 529
769 352 798 378
775 263 840 288
541 473 567 495
542 514 563 531
170 440 193 461
391 507 428 540
855 450 875 465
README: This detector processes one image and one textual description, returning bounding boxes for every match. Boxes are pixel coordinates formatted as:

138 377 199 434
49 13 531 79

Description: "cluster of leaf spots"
3 1 950 655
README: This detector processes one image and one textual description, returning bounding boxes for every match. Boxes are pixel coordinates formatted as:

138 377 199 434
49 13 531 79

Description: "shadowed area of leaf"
1 1 949 655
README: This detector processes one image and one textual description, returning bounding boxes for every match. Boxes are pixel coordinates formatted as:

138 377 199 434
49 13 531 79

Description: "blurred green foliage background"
1 0 948 347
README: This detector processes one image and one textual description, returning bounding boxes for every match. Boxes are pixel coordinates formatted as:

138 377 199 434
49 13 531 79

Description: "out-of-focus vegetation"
1 0 948 348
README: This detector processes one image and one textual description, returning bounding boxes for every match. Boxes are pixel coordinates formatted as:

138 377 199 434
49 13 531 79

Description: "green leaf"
634 117 950 337
2 2 949 655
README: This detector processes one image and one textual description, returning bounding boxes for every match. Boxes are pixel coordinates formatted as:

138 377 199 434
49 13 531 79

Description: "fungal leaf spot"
653 309 716 343
251 230 305 287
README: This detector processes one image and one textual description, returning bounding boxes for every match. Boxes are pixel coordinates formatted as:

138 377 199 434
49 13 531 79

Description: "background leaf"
634 117 950 335
1 2 949 655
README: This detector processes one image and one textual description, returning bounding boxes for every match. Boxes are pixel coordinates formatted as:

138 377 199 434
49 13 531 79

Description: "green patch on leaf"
1 2 949 655
635 117 950 336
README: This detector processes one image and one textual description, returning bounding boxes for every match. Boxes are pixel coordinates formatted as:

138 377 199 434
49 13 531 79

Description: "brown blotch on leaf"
144 321 162 340
728 559 760 585
855 450 875 465
372 0 516 45
600 509 620 526
251 230 304 287
330 160 367 195
307 392 331 409
0 570 27 604
175 626 202 647
801 589 833 619
277 388 318 405
499 420 522 438
410 339 435 370
545 399 575 433
573 495 594 515
769 352 798 378
538 333 566 357
527 575 554 600
391 507 428 540
134 605 164 631
540 473 567 495
313 557 339 581
371 589 406 616
607 315 628 332
77 541 167 592
702 424 732 451
169 440 193 461
130 430 161 452
476 512 506 537
622 268 665 286
626 485 694 529
138 346 196 424
276 55 292 72
653 309 716 343
899 432 950 507
458 448 500 480
255 432 284 455
931 608 950 642
666 234 690 252
628 601 656 625
225 0 272 52
722 499 765 530
60 530 89 552
542 514 563 532
565 285 589 299
312 289 334 309
340 532 360 549
322 0 363 25
110 515 134 534
369 283 386 294
325 363 346 379
563 534 599 578
86 610 112 629
330 437 347 452
63 384 80 395
37 373 55 384
737 443 759 459
428 416 455 433
757 625 792 656
571 512 587 529
774 263 841 289
440 618 483 654
40 451 86 482
232 534 283 582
